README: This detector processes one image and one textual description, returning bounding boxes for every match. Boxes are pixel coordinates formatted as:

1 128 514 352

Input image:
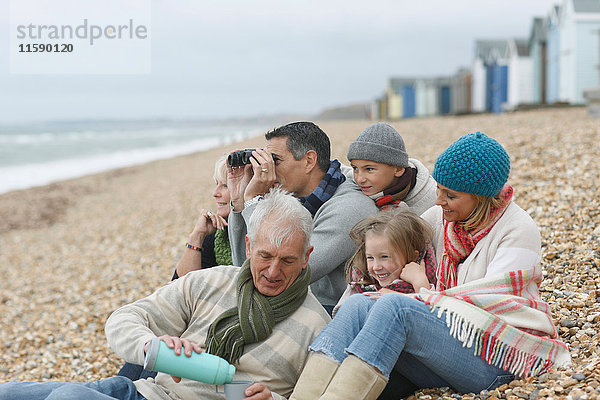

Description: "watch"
243 195 264 209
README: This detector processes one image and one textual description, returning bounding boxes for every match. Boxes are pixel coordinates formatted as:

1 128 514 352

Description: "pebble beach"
0 107 599 399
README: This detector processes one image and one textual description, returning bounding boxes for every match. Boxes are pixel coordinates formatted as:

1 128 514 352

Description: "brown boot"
289 352 340 400
319 355 388 400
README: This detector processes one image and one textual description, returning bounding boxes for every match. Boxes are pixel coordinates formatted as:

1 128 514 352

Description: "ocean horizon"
0 118 278 195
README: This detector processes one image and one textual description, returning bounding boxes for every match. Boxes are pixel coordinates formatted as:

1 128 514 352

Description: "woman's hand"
190 208 227 239
227 158 254 211
400 260 431 293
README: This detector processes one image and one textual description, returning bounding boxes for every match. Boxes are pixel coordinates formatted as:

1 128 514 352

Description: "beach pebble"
573 373 587 381
1 108 599 397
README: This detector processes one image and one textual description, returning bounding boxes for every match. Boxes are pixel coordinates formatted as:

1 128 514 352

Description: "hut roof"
573 0 600 13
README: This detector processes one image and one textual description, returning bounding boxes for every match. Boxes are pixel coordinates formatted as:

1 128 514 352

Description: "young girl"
333 208 436 312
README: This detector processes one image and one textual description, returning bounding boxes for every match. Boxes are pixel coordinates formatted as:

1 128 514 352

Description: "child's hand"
400 260 430 293
378 288 396 295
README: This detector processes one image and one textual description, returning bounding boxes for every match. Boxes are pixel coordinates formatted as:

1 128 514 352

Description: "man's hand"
244 148 276 201
144 335 204 383
242 382 273 400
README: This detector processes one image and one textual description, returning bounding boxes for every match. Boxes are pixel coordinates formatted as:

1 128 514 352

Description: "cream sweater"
421 201 541 287
105 266 331 400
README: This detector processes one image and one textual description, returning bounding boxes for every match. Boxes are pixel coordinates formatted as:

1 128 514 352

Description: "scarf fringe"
434 306 565 378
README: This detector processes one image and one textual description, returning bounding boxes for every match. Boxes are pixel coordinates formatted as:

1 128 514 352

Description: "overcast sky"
0 0 557 124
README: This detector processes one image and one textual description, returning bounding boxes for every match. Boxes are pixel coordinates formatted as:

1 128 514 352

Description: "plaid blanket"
416 265 571 377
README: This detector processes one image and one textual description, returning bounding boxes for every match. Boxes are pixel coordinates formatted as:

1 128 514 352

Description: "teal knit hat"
432 132 510 197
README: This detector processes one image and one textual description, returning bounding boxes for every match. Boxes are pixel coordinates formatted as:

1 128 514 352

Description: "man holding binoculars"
226 121 377 314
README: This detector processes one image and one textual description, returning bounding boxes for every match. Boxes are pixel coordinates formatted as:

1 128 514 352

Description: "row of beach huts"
374 0 600 119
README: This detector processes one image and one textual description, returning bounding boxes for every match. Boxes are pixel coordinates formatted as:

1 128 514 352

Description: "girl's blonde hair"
345 208 433 285
460 193 505 231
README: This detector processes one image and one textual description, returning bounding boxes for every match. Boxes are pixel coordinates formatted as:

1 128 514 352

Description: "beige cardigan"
105 266 330 400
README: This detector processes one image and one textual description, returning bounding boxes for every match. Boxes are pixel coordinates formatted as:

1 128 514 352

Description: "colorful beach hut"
388 78 417 119
472 40 509 113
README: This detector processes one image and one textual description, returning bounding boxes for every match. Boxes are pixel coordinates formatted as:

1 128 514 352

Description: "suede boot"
319 355 388 400
289 352 340 400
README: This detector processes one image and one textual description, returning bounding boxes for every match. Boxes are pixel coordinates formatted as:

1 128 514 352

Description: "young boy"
347 122 436 215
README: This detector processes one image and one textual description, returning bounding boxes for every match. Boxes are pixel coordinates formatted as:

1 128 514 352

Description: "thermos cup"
143 338 235 384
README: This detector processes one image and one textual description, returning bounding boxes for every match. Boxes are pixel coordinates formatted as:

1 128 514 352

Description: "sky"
0 0 558 124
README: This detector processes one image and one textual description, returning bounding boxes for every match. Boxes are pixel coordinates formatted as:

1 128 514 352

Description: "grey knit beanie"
347 123 409 168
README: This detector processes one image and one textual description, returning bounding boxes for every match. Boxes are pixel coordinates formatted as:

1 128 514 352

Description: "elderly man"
227 122 378 314
0 188 331 400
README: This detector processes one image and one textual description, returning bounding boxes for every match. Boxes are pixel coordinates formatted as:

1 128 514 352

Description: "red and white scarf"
437 184 513 290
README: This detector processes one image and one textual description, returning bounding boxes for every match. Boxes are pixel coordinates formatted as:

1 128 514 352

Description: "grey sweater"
228 179 378 307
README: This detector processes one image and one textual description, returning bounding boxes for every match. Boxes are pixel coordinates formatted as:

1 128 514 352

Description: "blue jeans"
0 376 147 400
117 363 157 381
309 293 514 396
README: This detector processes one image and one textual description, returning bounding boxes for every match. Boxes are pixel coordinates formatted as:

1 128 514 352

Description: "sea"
0 119 275 195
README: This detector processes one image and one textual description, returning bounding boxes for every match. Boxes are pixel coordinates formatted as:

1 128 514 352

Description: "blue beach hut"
472 40 509 113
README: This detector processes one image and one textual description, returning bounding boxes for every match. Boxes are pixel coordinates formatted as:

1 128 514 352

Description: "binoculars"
227 149 278 167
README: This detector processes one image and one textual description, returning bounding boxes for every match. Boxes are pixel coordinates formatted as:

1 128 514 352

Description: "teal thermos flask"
143 338 235 384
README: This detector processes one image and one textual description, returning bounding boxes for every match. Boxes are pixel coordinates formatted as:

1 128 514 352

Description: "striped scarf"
437 184 513 290
350 244 437 293
371 167 417 210
416 266 571 377
299 160 346 216
205 259 311 363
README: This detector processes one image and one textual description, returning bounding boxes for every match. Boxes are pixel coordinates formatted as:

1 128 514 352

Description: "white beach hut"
415 78 439 117
504 38 534 110
529 17 548 104
451 68 472 114
558 0 600 104
546 5 562 104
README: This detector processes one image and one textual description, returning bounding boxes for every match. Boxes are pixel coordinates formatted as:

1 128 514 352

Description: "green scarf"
205 259 311 363
214 228 233 266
